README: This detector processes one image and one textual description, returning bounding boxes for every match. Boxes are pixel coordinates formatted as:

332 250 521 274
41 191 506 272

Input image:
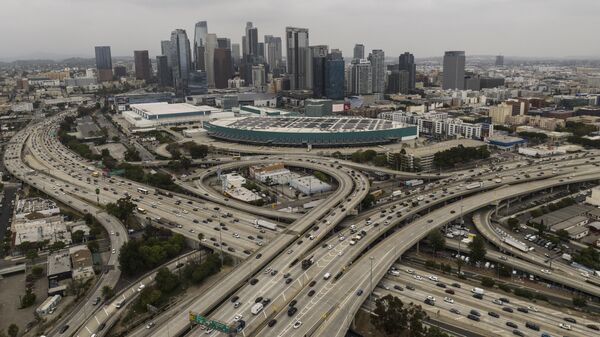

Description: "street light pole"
369 256 374 310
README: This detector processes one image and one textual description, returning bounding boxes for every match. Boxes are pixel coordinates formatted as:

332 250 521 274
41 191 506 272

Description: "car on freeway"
512 330 524 337
443 297 454 304
268 319 277 327
449 308 460 315
564 317 576 323
293 321 302 329
559 323 572 330
488 311 500 318
506 322 518 329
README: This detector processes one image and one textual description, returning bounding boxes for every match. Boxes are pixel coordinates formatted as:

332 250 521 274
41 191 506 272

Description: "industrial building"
289 176 332 195
205 116 417 147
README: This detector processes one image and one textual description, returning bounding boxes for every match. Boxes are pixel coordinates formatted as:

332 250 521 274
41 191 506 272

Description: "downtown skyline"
2 0 600 60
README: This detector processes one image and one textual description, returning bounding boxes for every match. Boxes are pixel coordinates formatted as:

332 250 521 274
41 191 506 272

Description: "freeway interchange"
5 111 600 337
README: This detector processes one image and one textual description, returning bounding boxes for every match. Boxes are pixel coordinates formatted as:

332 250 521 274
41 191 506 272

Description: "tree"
7 324 18 337
87 241 99 253
507 217 519 231
106 197 136 223
49 241 66 252
25 249 38 261
468 235 487 264
427 230 445 257
20 288 36 308
102 285 114 300
72 230 85 244
556 229 570 242
481 277 495 288
155 268 179 293
31 266 44 278
361 194 376 209
534 219 546 236
573 297 587 308
372 294 408 335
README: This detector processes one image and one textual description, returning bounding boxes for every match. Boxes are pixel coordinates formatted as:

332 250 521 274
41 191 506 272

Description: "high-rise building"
160 41 171 56
94 46 113 82
247 27 259 57
214 48 232 89
134 50 151 81
369 49 385 93
495 55 504 67
442 51 466 90
205 33 218 87
188 71 208 95
156 55 172 87
351 59 372 95
113 66 127 78
169 29 192 94
231 43 241 66
325 53 345 100
311 45 329 98
252 64 266 89
265 35 283 71
353 44 365 60
398 52 416 91
330 49 343 60
193 21 208 71
217 38 231 49
286 27 310 90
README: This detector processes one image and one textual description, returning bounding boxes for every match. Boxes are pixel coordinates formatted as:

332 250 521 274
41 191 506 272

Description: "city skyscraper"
286 27 310 90
134 50 151 81
442 51 466 90
311 45 329 98
325 52 345 100
169 29 192 94
369 49 385 93
351 59 372 95
217 38 231 50
156 55 172 87
94 46 113 82
252 64 266 89
231 43 241 66
265 35 283 74
193 21 208 71
205 33 218 87
496 55 504 67
160 40 171 56
214 48 232 89
188 70 208 95
353 44 365 60
398 52 416 91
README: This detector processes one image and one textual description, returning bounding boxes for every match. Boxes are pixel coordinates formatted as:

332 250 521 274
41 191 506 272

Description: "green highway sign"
189 312 230 333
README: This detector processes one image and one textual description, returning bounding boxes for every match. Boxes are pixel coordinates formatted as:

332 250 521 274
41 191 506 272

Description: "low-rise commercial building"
289 176 332 195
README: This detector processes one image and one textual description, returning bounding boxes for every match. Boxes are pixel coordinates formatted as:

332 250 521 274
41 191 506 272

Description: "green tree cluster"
372 294 449 337
124 148 142 162
556 122 597 137
182 254 222 284
350 149 377 163
118 229 186 276
517 131 548 145
182 142 209 159
433 145 490 169
468 235 487 264
573 246 600 270
106 197 137 223
20 288 36 308
427 230 445 256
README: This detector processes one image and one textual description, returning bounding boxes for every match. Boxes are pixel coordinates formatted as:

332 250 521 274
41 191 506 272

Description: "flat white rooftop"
130 102 218 116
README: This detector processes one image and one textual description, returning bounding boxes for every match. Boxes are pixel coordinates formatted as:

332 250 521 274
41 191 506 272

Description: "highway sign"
189 311 230 333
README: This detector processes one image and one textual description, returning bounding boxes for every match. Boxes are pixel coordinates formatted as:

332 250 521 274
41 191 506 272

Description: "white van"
251 303 264 315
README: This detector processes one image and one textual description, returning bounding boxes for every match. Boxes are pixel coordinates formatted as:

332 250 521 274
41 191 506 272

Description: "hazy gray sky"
2 0 599 60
